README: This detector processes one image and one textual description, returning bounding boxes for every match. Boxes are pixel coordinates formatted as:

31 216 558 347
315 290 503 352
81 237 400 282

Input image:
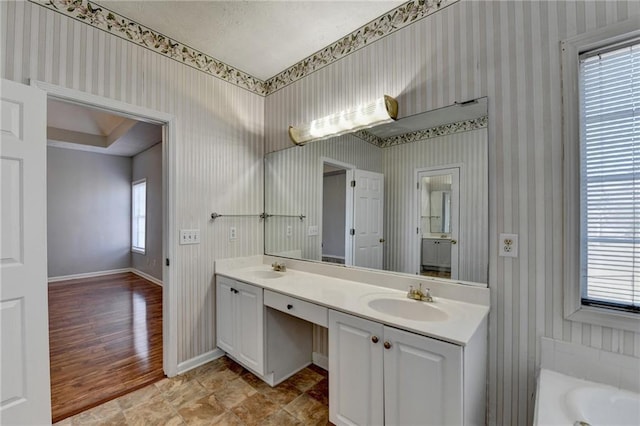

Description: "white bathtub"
535 369 640 426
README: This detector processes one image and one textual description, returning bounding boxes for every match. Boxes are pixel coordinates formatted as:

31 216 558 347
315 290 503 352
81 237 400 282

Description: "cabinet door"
422 239 439 266
383 326 463 426
438 240 452 268
216 276 236 354
234 280 264 375
329 310 384 426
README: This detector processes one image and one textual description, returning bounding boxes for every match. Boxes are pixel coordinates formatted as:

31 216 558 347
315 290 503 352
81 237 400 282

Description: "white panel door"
383 326 463 426
215 276 236 354
234 280 264 375
352 169 384 269
0 79 51 424
329 310 384 426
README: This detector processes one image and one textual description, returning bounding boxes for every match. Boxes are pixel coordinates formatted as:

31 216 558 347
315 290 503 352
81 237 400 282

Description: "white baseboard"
312 352 329 371
176 348 225 375
131 268 163 286
48 268 131 283
48 267 163 286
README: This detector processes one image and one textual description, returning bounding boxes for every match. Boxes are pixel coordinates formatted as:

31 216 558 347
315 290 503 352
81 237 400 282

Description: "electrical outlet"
308 225 318 236
286 225 292 237
229 226 237 240
499 233 518 258
179 229 200 245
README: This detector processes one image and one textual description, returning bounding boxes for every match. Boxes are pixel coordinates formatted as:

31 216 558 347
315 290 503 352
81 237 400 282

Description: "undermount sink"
367 297 449 322
251 270 284 279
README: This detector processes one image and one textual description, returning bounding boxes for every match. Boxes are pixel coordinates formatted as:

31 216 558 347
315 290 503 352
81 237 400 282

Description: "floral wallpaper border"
374 115 488 148
353 129 385 147
30 0 458 97
264 0 459 94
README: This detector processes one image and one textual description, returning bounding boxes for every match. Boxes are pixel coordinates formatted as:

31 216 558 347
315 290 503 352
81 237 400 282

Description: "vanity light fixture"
288 95 399 145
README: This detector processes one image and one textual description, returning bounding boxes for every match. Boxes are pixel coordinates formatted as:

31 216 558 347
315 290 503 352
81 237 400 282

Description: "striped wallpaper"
1 0 265 365
4 0 640 424
264 1 640 425
264 134 381 260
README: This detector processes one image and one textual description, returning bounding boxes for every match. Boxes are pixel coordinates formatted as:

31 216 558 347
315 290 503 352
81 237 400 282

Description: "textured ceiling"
96 0 405 80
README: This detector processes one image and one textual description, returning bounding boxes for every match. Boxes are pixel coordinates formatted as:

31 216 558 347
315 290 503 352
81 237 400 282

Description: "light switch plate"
179 229 200 245
308 225 318 236
499 233 518 258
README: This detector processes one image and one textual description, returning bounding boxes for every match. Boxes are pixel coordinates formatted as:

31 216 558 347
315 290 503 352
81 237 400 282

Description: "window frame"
131 178 147 255
561 17 640 332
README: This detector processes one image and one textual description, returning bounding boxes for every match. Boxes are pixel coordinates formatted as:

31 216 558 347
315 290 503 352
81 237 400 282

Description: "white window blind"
132 179 146 253
579 39 640 311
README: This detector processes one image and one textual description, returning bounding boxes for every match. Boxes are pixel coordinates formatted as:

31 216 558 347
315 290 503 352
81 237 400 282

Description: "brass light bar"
288 95 398 145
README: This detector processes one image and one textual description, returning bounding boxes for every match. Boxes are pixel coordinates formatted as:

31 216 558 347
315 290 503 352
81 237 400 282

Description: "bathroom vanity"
215 256 489 426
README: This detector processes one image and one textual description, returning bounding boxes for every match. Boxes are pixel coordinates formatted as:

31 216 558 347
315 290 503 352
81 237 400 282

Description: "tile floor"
55 356 330 426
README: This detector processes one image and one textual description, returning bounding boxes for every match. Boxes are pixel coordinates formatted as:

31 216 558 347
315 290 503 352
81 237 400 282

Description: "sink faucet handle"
407 285 415 298
421 287 433 302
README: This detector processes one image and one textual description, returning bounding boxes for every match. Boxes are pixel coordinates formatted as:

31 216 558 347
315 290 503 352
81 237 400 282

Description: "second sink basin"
251 270 284 279
367 297 449 322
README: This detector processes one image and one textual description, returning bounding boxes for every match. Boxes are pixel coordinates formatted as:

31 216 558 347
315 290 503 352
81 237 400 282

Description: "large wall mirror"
264 98 488 284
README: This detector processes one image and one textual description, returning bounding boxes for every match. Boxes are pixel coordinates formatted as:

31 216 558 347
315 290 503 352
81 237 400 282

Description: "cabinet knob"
287 304 293 310
371 336 379 343
383 341 392 349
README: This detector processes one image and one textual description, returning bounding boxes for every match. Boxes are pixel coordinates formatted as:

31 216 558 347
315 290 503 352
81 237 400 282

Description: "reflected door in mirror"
353 170 384 269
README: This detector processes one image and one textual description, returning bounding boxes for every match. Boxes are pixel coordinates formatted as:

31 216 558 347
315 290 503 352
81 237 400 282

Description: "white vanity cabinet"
216 276 264 375
329 310 484 426
422 238 452 269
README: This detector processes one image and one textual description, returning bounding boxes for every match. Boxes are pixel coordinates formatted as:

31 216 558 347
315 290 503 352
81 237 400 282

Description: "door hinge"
417 227 419 234
350 228 355 236
417 182 420 190
351 180 356 187
165 258 170 266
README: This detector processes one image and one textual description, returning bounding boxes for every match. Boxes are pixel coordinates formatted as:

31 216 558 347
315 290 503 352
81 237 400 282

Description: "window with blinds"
132 179 147 254
579 39 639 312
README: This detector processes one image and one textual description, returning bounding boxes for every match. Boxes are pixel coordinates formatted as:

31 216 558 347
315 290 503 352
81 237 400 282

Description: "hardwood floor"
48 272 164 423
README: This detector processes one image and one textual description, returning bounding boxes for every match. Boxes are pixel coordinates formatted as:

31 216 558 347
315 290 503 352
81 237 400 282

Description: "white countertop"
215 261 489 346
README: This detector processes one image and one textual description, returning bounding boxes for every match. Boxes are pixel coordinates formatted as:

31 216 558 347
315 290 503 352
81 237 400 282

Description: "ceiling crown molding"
264 0 459 94
31 0 458 97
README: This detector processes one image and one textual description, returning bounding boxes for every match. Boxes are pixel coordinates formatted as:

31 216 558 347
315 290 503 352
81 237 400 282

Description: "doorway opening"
320 158 354 266
33 81 176 423
417 167 460 279
319 157 385 270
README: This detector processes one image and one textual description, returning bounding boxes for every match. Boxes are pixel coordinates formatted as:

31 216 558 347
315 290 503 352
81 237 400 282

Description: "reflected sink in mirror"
367 297 449 322
251 270 284 279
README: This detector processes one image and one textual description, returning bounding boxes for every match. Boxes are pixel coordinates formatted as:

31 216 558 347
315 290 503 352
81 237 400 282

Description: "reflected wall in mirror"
264 98 488 283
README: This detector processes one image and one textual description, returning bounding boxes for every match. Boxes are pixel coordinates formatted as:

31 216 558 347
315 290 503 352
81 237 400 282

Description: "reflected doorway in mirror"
417 167 460 279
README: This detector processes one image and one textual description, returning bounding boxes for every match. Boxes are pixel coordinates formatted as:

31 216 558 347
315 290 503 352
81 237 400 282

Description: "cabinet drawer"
264 290 328 327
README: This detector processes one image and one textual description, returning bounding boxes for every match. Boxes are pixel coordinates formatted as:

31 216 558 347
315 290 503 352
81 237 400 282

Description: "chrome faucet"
407 283 433 302
271 261 286 272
